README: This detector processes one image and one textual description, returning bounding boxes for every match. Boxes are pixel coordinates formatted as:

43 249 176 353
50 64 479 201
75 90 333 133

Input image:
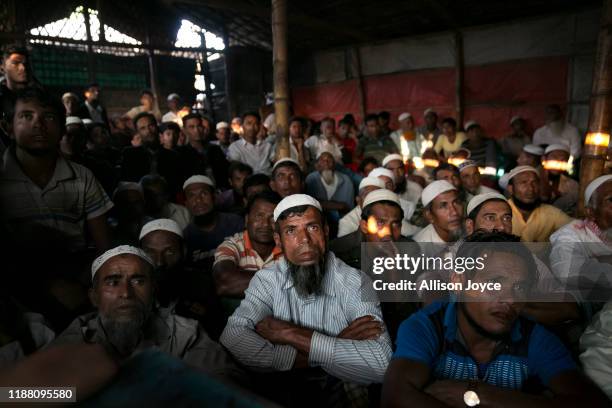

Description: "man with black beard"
53 245 240 379
139 219 225 340
502 165 571 242
382 153 423 204
382 231 609 408
182 175 244 267
221 194 392 407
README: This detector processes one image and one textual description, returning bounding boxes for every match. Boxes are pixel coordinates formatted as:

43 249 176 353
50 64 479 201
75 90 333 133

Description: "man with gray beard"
53 245 241 381
305 150 355 218
221 194 392 407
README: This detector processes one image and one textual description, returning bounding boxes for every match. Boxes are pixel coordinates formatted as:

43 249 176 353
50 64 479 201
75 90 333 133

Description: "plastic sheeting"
292 57 569 138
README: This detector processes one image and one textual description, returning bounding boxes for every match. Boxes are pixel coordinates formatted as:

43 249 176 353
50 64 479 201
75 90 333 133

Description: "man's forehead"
385 160 403 169
185 183 211 194
514 171 538 183
15 99 55 113
275 165 299 176
479 200 511 215
142 230 181 247
371 202 401 218
7 53 26 62
279 207 321 225
99 254 150 275
478 251 529 277
434 189 458 204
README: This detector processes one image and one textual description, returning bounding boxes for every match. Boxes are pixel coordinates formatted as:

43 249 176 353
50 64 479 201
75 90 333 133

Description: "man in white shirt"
304 117 342 163
227 112 274 175
533 104 582 158
161 93 182 128
457 160 497 202
413 180 464 243
390 112 423 159
382 153 423 204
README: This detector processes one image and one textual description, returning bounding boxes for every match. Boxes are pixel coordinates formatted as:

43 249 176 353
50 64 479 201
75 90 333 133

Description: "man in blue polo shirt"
382 231 609 408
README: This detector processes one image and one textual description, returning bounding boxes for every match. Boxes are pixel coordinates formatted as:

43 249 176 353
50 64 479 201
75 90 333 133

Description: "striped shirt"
0 149 113 251
213 230 283 271
220 252 392 384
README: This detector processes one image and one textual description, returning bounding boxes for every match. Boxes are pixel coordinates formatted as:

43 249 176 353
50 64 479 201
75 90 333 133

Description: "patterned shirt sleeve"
220 268 298 371
308 267 393 384
213 235 240 266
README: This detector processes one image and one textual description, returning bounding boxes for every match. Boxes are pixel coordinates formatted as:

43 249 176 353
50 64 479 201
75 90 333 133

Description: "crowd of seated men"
1 44 612 407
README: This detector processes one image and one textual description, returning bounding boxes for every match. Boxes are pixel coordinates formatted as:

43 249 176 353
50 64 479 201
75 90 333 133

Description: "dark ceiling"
9 0 602 51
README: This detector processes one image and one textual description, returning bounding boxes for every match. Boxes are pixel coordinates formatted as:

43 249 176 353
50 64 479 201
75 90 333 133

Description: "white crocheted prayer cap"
139 218 183 240
91 245 154 280
273 194 322 222
421 180 456 207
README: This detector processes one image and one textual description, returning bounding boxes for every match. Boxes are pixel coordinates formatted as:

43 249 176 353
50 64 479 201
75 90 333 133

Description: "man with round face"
182 175 244 267
53 245 238 378
413 180 464 243
221 194 392 404
305 151 355 215
270 158 305 198
465 192 512 235
213 191 282 304
383 231 608 408
504 166 571 242
540 144 579 215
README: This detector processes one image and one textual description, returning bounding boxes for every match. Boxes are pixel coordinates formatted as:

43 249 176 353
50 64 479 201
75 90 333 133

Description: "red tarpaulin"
291 56 569 138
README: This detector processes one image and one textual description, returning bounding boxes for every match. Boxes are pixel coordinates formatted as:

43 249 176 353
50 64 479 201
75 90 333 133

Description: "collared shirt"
399 180 423 204
227 138 274 175
533 123 582 158
54 308 241 380
214 230 283 271
508 199 572 242
220 252 392 384
0 149 113 251
394 301 576 389
356 134 398 163
304 135 342 162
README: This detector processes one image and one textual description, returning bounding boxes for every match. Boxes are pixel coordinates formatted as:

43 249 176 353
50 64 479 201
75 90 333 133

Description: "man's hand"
255 316 298 345
424 379 470 408
338 315 384 340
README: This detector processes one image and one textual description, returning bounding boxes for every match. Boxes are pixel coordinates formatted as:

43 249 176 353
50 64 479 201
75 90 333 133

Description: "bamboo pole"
83 7 96 83
272 0 290 160
353 47 367 123
578 0 612 216
454 31 464 126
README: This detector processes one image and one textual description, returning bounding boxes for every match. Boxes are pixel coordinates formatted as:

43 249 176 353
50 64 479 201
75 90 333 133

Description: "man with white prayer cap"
212 121 231 156
182 175 244 266
541 143 579 215
305 149 354 217
382 153 423 204
413 180 464 243
417 107 441 146
457 159 497 202
369 166 418 229
221 193 392 405
53 245 242 381
139 219 225 338
550 174 612 291
516 143 545 169
503 165 571 242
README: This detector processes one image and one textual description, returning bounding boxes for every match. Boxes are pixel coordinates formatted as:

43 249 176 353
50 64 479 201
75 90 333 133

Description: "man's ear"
424 208 434 224
359 219 369 235
465 219 474 236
